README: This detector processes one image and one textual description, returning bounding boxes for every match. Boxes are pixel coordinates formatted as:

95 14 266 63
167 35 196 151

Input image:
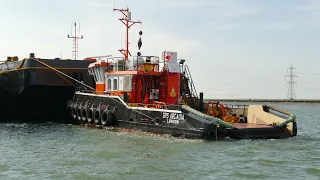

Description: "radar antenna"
67 22 84 60
113 7 142 61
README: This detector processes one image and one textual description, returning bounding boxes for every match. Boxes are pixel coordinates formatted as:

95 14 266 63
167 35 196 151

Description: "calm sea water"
0 102 319 180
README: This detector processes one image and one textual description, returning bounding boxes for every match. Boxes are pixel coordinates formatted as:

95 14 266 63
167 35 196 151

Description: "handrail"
224 104 249 109
128 102 173 109
152 101 168 109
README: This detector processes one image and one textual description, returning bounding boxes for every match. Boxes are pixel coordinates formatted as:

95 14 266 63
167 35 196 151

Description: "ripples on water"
0 103 319 180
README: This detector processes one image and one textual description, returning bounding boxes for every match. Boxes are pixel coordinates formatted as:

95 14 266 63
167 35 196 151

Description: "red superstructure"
84 6 192 108
86 52 184 106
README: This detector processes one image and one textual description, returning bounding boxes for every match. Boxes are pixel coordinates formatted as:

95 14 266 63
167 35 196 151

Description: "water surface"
0 102 319 180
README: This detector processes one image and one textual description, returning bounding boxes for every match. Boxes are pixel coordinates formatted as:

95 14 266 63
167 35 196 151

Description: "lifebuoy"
87 105 94 123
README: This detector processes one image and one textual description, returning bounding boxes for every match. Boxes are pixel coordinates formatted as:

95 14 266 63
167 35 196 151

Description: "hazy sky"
1 0 320 99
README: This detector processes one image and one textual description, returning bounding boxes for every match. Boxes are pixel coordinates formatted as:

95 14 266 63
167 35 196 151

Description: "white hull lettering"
162 112 184 124
167 119 179 124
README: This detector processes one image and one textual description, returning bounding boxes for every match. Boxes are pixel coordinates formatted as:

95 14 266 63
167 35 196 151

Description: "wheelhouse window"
113 79 118 90
107 79 111 90
124 75 131 91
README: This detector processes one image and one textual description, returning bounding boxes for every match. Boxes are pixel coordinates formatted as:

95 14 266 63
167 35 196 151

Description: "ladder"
180 64 199 109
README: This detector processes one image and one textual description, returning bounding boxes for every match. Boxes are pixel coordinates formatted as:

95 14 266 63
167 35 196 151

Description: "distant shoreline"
204 99 320 103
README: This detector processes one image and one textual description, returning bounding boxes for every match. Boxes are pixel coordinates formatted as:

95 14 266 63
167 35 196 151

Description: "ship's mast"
113 7 142 61
67 22 83 60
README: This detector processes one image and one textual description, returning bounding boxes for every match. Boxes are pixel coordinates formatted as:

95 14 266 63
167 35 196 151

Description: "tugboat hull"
67 92 220 140
66 92 297 141
228 124 293 139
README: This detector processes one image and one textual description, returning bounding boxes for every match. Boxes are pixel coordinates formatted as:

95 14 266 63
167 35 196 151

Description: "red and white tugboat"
67 7 297 140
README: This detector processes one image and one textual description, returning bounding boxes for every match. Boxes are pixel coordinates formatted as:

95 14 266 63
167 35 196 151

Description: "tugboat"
66 7 297 140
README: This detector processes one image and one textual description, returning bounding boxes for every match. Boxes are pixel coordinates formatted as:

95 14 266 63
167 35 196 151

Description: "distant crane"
285 65 298 100
67 22 83 60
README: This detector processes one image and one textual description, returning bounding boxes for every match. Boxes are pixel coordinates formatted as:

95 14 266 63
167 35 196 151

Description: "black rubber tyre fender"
81 106 88 122
87 104 95 123
94 109 101 125
101 109 108 126
72 102 78 119
77 103 83 121
101 109 115 126
94 103 103 125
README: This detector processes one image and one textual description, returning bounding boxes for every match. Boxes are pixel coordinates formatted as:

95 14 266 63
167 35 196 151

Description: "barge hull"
0 57 95 123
